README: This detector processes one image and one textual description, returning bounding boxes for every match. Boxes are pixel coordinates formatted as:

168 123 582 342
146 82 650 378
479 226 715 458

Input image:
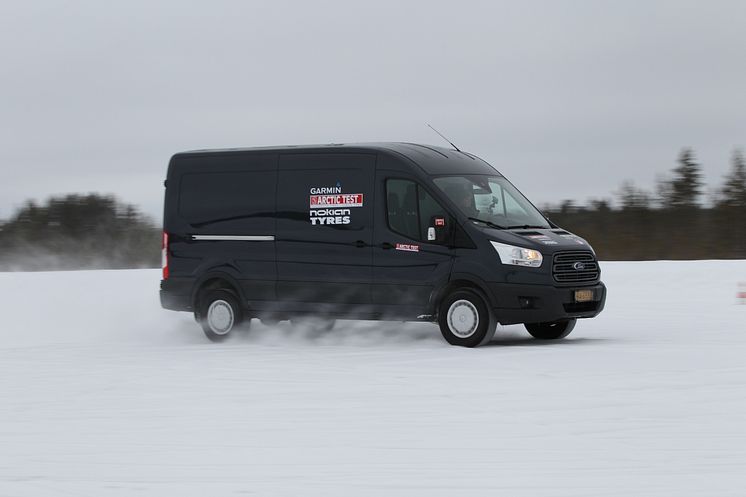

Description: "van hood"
475 227 595 253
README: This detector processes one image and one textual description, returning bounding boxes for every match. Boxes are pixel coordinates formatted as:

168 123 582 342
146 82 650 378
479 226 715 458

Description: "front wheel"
525 319 576 340
198 289 246 342
438 289 496 347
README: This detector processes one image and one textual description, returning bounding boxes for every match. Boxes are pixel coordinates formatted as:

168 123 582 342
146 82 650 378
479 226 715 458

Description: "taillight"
161 231 169 280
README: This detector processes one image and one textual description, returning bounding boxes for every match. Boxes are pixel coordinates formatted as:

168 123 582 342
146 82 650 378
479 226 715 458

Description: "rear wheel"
438 289 496 347
198 289 246 342
525 319 576 340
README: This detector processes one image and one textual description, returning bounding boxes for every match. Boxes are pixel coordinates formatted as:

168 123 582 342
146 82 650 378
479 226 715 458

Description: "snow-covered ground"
1 261 745 496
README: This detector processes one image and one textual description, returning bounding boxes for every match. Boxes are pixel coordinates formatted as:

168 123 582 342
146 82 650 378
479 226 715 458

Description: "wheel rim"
207 300 234 335
447 299 479 338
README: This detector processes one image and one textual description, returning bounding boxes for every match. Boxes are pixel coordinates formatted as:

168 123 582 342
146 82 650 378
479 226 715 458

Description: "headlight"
490 241 543 267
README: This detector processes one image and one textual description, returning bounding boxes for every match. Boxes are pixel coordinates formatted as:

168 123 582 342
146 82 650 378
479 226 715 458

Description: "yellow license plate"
574 290 594 302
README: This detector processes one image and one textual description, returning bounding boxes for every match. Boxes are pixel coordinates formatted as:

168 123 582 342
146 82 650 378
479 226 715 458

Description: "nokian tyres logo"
309 183 364 225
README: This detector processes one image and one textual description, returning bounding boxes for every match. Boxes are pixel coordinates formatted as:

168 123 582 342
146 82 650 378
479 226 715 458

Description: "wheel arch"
191 270 246 313
431 274 494 317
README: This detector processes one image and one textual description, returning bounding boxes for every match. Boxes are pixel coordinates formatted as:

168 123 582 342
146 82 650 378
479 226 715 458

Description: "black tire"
438 289 496 347
197 289 246 342
525 319 576 340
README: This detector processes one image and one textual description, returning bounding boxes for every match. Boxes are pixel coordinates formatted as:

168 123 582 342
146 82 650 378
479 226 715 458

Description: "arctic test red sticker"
395 243 420 252
309 194 364 209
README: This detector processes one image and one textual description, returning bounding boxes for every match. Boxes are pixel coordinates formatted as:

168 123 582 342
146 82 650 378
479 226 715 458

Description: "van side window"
418 187 450 242
386 179 451 243
386 179 420 240
178 170 275 232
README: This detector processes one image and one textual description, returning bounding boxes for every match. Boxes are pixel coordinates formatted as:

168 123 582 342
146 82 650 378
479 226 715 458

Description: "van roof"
175 142 501 176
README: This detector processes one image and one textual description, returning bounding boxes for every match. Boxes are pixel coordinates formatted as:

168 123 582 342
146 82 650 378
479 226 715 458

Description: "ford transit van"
160 143 606 346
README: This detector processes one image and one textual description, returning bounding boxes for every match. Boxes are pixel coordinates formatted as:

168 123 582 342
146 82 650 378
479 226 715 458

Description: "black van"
160 143 606 347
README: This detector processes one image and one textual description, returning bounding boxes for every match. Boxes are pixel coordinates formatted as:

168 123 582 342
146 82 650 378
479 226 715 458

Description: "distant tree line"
1 148 744 271
0 194 160 271
543 149 746 260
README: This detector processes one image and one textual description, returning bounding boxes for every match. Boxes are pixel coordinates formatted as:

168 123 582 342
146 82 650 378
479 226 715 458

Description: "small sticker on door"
395 243 420 252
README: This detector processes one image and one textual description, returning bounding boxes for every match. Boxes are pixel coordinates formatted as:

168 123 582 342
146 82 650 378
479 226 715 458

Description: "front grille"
553 251 599 283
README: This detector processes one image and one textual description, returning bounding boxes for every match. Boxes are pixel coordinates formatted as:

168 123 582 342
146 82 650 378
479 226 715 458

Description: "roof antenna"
426 124 461 152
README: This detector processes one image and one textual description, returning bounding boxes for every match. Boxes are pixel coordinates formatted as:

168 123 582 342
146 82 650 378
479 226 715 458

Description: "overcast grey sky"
1 0 744 222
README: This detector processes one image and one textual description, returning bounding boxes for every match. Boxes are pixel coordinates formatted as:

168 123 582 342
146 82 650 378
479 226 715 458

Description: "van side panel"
165 153 278 304
275 153 375 306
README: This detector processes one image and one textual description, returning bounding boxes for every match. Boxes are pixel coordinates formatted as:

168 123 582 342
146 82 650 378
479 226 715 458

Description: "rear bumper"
160 278 193 311
487 281 606 325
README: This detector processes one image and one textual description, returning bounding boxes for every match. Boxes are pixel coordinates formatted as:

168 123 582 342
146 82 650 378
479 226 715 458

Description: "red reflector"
161 232 169 280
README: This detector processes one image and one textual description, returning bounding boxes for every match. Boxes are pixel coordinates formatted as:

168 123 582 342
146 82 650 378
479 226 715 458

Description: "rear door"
276 153 375 308
372 173 455 314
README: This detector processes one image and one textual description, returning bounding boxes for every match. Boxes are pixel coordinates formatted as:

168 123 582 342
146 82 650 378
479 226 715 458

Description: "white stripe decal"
191 235 275 241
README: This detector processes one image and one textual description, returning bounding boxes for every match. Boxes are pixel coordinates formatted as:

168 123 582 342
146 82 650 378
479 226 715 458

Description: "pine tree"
659 148 703 209
617 180 652 210
719 149 746 208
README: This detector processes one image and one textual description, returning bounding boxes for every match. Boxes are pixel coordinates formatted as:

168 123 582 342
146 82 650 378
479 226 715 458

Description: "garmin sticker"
309 184 364 225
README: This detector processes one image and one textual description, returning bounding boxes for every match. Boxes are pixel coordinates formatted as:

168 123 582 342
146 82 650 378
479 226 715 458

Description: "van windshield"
433 175 551 229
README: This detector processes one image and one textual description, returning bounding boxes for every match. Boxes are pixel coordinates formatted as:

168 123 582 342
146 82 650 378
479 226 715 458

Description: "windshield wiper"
467 217 507 230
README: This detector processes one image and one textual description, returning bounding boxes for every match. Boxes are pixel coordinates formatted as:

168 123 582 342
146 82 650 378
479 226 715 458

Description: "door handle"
381 242 394 250
354 240 366 248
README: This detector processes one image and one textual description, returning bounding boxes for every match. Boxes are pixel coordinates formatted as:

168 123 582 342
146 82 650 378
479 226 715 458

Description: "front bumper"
487 281 606 325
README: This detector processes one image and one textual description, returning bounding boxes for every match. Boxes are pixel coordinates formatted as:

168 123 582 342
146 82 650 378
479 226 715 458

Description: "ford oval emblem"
573 262 586 271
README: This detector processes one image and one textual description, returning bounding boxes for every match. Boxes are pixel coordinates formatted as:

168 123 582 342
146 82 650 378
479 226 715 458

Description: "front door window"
385 179 451 244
